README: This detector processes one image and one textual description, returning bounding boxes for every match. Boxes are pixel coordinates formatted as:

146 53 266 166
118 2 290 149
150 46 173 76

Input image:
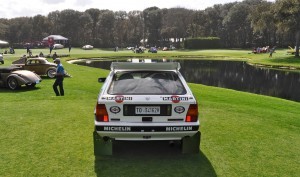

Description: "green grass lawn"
0 48 300 176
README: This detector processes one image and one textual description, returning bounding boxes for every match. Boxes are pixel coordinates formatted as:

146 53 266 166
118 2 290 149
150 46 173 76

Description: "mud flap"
93 131 113 156
182 131 201 154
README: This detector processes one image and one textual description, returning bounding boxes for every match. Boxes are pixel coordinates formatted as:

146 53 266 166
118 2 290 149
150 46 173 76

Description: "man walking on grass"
53 58 65 96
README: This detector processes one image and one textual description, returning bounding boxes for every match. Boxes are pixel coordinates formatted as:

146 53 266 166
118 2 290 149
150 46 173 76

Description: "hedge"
184 37 221 49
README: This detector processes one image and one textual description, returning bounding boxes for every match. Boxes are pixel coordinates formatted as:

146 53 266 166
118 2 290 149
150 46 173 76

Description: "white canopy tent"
0 40 9 54
43 35 69 45
0 40 8 45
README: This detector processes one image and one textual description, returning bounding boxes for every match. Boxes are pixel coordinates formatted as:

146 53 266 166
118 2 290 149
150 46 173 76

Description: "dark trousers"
53 76 64 96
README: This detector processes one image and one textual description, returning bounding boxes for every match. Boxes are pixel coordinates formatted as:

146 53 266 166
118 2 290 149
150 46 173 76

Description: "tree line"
0 0 299 56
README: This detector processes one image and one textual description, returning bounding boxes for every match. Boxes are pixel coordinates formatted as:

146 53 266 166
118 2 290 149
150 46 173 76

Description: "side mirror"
98 77 106 83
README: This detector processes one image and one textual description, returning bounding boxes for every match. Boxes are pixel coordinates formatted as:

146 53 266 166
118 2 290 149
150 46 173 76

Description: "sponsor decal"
96 126 198 132
174 106 185 114
106 95 132 103
166 126 193 131
110 106 121 114
115 95 125 103
104 126 131 132
162 95 188 103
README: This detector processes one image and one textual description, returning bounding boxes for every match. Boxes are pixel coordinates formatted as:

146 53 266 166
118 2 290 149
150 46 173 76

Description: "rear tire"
93 131 113 156
47 68 56 78
181 131 201 154
7 77 19 90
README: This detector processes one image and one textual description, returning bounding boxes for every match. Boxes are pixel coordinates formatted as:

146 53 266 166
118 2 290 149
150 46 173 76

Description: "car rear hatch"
97 94 197 123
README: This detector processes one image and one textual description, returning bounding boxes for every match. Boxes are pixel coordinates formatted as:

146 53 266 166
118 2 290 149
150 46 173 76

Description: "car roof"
111 62 181 71
28 57 52 63
0 66 21 73
28 57 47 60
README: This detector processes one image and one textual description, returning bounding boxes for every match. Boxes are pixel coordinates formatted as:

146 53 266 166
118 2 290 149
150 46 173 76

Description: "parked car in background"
163 46 176 51
287 46 297 55
133 47 145 53
0 66 42 90
148 47 158 53
13 57 57 78
82 45 94 50
0 54 3 64
53 43 64 49
162 47 169 51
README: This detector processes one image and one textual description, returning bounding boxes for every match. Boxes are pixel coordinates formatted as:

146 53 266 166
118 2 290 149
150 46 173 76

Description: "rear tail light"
186 104 198 122
95 104 109 122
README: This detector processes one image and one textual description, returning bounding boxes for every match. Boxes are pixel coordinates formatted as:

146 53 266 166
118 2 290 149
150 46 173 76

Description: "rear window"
107 71 187 95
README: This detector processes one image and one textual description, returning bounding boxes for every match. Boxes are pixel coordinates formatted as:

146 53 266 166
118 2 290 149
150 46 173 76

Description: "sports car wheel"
47 68 56 78
7 77 19 90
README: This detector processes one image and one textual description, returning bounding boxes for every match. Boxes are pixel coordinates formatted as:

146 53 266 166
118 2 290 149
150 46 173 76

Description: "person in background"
49 45 54 54
269 46 276 58
68 44 72 53
53 58 65 96
28 50 33 57
9 47 15 54
52 52 58 60
21 55 27 63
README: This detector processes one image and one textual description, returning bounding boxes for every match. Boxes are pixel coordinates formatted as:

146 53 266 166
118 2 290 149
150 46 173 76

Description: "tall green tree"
47 11 60 35
78 12 93 45
0 19 9 41
143 7 162 47
7 17 32 43
203 5 224 37
85 8 101 46
161 8 193 46
127 10 144 46
32 15 50 42
98 10 115 47
187 10 206 38
274 0 300 56
58 9 83 46
223 2 253 47
114 11 128 48
249 1 276 46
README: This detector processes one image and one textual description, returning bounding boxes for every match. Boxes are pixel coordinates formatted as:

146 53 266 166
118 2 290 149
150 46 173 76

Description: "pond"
73 59 300 102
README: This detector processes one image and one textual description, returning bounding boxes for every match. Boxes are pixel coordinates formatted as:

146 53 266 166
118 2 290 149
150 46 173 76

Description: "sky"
0 0 275 19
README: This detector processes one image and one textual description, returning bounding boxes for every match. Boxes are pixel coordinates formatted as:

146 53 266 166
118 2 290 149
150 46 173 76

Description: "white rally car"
94 61 200 155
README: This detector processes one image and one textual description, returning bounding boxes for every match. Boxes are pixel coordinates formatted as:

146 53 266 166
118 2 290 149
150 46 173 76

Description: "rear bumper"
95 124 199 141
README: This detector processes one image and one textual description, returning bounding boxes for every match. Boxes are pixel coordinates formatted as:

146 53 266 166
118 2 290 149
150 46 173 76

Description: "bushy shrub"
184 37 221 49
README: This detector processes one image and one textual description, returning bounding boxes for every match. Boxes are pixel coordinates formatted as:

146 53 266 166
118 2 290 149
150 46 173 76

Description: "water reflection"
179 60 300 102
74 59 300 102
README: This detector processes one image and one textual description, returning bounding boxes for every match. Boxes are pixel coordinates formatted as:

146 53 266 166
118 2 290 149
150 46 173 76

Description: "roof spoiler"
110 62 181 71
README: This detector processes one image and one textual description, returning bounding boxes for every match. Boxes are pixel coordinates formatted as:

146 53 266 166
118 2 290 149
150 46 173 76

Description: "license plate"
135 106 160 114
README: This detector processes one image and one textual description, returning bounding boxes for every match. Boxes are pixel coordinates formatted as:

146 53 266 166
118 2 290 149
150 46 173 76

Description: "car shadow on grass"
94 141 216 177
0 86 41 93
